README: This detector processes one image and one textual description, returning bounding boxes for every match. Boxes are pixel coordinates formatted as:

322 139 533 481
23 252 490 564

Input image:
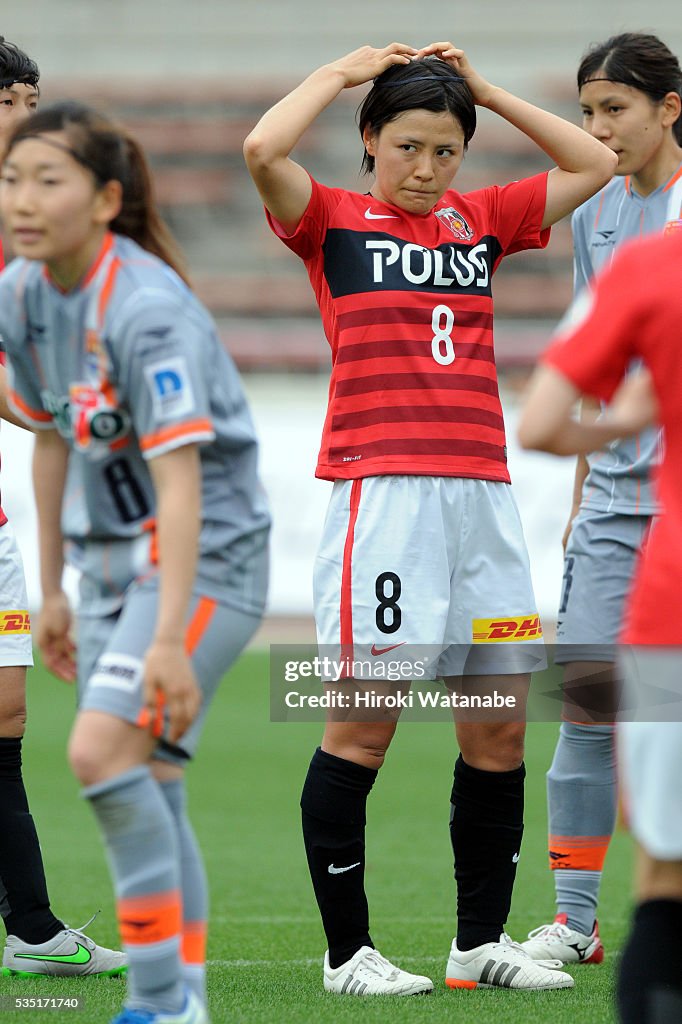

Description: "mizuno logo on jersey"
472 615 543 643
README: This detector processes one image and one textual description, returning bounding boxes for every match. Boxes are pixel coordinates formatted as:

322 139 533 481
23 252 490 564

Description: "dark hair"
0 35 39 91
5 100 189 283
357 57 476 174
577 32 682 145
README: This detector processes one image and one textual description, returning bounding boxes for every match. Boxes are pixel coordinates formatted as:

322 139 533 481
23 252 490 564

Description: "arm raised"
419 42 618 228
243 43 417 231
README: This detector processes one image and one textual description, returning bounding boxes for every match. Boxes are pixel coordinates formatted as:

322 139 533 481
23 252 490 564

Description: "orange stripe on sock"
548 835 610 871
185 597 217 655
182 921 207 965
118 889 182 945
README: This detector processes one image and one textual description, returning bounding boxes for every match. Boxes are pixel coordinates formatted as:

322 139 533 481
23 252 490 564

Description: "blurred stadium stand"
9 0 671 371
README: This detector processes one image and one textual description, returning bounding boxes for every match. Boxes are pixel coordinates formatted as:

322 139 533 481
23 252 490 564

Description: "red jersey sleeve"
542 244 645 400
265 176 347 261
481 171 551 256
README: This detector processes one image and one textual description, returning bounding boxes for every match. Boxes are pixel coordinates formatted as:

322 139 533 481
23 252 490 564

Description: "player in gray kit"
0 101 270 1024
522 32 682 965
0 34 126 979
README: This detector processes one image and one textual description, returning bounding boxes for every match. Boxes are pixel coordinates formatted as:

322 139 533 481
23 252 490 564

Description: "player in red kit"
519 226 682 1024
245 39 615 994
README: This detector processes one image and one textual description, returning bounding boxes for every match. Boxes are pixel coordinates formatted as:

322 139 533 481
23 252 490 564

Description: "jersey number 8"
431 305 455 366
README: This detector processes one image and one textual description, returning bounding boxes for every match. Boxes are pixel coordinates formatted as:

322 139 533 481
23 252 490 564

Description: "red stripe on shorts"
339 479 363 660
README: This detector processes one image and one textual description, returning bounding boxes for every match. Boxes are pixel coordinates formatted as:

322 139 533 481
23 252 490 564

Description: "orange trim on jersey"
140 419 213 453
663 164 682 192
97 251 121 325
118 888 181 945
624 175 632 196
181 921 207 965
339 479 363 664
84 232 115 290
9 389 53 423
185 597 217 655
548 834 611 871
42 232 115 293
592 189 606 230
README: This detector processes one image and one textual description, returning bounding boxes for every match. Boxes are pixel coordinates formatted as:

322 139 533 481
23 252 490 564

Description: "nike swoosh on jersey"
364 208 399 220
15 942 92 965
370 642 406 656
328 862 361 875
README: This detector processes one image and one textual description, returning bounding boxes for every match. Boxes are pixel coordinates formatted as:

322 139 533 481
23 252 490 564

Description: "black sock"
618 900 682 1024
0 738 63 943
301 747 377 968
450 754 524 951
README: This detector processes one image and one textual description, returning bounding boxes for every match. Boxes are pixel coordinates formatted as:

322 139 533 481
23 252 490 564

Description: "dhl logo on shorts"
0 611 31 635
472 614 543 643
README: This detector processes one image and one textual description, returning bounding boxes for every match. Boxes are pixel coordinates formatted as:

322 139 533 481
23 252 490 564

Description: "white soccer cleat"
521 914 604 964
2 917 126 977
323 945 433 996
445 932 574 990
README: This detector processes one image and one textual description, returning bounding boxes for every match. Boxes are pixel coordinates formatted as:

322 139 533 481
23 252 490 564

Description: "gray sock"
84 766 184 1013
547 722 617 935
160 777 208 1005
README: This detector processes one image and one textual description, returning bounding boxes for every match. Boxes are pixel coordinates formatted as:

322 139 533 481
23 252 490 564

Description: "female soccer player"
0 36 125 978
518 225 682 1024
0 101 270 1024
520 33 682 967
244 40 615 993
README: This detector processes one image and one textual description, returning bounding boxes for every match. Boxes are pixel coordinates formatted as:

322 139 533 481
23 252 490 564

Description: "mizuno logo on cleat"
15 942 92 965
328 862 361 875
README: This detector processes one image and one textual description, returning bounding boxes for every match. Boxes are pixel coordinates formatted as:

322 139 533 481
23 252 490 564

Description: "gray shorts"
555 510 651 663
77 538 268 763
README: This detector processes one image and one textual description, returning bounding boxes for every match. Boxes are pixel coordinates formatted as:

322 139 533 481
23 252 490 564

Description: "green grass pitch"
0 652 632 1023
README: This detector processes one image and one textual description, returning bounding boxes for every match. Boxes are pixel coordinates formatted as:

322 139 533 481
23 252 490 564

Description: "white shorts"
618 647 682 860
0 522 33 668
314 476 544 679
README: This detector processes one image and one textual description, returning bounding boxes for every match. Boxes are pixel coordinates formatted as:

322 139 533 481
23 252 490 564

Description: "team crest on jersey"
435 206 474 241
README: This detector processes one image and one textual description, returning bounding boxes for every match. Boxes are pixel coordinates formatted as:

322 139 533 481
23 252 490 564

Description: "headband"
0 75 39 91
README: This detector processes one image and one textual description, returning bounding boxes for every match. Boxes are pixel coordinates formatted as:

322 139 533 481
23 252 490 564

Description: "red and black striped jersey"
268 172 550 482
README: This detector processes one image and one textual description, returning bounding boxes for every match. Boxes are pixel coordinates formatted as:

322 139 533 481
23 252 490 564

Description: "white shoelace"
526 922 571 941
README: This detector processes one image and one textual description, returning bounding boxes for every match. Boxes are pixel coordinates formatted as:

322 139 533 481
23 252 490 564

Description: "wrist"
476 83 503 110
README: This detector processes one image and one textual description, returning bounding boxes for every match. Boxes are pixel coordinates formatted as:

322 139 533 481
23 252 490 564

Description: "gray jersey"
0 233 270 611
570 168 682 514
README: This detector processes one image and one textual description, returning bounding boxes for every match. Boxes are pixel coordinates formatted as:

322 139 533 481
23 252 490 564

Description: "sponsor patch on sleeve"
144 356 195 421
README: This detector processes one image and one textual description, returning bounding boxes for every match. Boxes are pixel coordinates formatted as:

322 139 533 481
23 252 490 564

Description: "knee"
460 723 525 771
323 725 395 770
0 704 27 738
68 733 107 787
